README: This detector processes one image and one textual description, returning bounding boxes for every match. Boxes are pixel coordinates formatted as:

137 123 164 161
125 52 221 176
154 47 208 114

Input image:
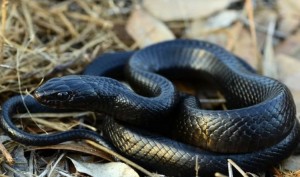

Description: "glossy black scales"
1 39 299 176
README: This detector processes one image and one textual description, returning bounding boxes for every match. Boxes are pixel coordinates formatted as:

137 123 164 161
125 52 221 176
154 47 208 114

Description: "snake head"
34 76 77 108
34 75 128 111
34 75 105 110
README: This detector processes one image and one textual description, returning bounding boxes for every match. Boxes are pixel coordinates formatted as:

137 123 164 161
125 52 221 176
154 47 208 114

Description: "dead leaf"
0 135 11 143
143 0 234 21
262 17 278 79
205 10 239 31
277 0 300 35
282 156 300 171
275 54 300 115
276 30 300 59
12 147 29 175
126 6 175 48
69 158 139 177
29 143 114 162
253 8 278 50
186 10 239 38
232 28 259 69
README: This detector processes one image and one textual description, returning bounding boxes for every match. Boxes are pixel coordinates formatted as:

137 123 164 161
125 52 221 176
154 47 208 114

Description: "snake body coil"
1 39 299 176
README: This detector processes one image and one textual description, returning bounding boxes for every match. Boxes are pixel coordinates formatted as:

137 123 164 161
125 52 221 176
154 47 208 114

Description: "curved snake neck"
1 39 299 176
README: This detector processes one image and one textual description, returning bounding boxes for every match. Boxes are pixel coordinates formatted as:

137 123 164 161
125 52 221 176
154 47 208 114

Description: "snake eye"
56 91 71 100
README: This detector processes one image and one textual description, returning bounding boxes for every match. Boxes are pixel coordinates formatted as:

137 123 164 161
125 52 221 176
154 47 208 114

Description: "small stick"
0 0 7 33
0 0 8 64
198 98 226 104
228 160 233 177
48 153 66 177
14 112 92 119
244 0 262 73
57 12 79 37
228 159 248 177
195 155 200 177
214 172 228 177
21 1 35 41
0 142 14 165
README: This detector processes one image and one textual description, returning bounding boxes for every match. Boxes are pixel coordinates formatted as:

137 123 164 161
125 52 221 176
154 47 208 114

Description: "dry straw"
0 0 150 176
0 0 131 102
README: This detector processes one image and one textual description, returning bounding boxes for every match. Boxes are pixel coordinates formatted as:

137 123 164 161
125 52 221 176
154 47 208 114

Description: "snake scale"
1 39 299 176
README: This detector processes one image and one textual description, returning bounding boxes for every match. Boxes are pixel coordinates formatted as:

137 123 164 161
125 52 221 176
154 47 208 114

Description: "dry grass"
0 0 134 102
0 0 138 176
0 0 299 176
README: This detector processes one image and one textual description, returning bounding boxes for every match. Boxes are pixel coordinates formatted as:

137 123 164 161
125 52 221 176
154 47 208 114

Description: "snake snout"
34 78 74 107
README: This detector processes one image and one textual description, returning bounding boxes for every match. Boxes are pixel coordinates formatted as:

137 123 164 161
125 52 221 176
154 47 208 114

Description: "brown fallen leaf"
277 0 300 35
0 136 14 165
69 159 139 177
232 28 259 69
253 8 278 50
29 143 114 162
276 30 300 59
275 54 300 115
186 14 244 49
262 17 278 79
186 10 239 38
143 0 234 21
126 6 175 48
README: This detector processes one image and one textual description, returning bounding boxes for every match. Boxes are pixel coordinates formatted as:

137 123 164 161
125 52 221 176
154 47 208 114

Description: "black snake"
1 39 299 176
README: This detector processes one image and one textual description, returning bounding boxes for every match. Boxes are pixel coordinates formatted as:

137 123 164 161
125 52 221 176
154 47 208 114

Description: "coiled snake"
1 39 299 176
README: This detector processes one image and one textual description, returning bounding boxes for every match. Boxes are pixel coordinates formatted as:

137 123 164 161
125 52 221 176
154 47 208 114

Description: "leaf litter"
0 0 299 176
